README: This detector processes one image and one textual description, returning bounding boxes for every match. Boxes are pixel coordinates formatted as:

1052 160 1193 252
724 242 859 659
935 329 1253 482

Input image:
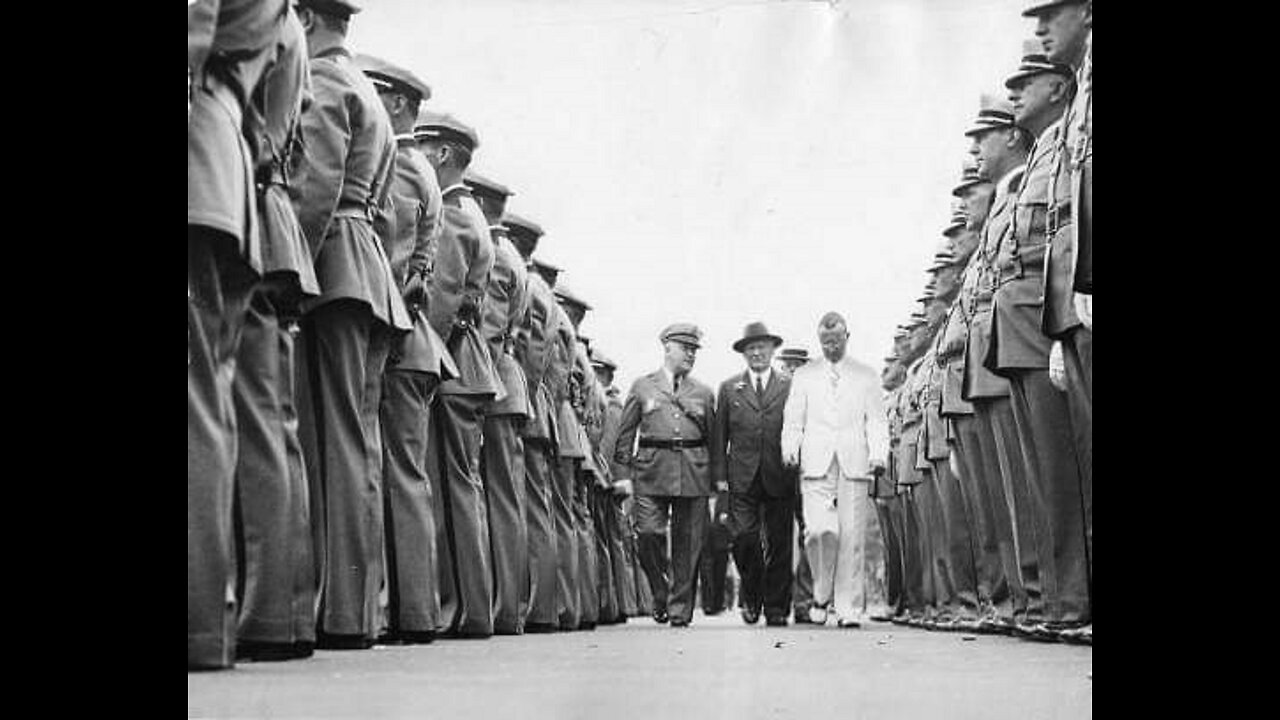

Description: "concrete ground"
188 611 1092 719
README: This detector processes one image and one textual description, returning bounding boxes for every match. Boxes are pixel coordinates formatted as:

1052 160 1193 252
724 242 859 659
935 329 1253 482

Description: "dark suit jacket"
709 370 793 497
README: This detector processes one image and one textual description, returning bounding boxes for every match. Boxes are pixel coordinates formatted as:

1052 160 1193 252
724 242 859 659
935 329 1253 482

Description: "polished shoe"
1058 623 1092 645
316 633 375 650
377 629 436 645
524 622 559 634
652 608 670 624
236 640 309 662
1013 622 1058 643
670 616 691 627
741 607 761 625
765 615 788 627
835 617 862 629
869 612 895 623
793 608 814 625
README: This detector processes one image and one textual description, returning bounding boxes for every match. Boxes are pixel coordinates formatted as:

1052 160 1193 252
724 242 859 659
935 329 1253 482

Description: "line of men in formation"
874 0 1092 644
188 0 673 670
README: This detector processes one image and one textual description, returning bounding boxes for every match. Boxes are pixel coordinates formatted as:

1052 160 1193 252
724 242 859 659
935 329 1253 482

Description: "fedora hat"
732 321 784 353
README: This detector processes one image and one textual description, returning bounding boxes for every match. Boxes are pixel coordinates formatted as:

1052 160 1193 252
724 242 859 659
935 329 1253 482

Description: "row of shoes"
881 609 1092 646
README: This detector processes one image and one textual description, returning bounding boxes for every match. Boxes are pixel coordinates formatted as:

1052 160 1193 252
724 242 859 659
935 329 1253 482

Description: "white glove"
1074 292 1092 331
1048 340 1067 391
612 478 634 497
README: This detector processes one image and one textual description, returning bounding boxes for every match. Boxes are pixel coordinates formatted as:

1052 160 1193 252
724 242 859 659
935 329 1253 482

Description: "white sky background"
350 0 1032 392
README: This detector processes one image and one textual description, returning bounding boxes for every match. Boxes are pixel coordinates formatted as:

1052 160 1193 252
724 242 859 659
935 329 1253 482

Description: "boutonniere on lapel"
734 380 747 391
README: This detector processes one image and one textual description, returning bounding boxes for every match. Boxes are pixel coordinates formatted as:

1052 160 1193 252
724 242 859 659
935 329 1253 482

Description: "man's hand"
783 450 800 468
714 480 728 494
612 478 634 497
868 459 886 477
403 272 426 308
1048 340 1067 391
1074 292 1092 331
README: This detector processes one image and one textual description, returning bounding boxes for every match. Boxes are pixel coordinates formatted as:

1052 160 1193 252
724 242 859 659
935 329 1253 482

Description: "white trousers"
801 457 871 621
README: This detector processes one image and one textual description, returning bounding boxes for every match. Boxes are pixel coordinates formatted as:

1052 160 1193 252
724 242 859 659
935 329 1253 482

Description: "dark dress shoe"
316 633 375 650
524 622 559 634
670 616 690 627
653 608 669 624
765 615 788 627
741 607 761 625
793 609 813 624
236 640 308 662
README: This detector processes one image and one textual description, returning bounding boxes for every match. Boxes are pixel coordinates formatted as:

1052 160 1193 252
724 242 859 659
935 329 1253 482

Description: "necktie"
756 375 764 398
673 376 680 394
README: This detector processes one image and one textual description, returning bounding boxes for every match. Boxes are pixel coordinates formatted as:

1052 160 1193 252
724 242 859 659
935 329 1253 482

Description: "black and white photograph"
188 0 1092 716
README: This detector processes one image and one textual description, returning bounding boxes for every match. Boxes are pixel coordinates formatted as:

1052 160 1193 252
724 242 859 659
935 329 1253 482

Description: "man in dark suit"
710 322 794 626
614 323 717 627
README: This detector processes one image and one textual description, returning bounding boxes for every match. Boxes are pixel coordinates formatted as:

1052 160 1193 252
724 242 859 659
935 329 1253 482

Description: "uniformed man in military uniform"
289 0 410 651
961 92 1042 635
614 324 718 627
231 5 320 663
593 349 640 621
892 354 929 626
355 53 453 645
467 172 534 636
536 262 585 630
503 213 562 632
919 212 982 631
1023 0 1092 644
987 34 1088 641
416 109 503 638
188 0 287 670
555 288 602 629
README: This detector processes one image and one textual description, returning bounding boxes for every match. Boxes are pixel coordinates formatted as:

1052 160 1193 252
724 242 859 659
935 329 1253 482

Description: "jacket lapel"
738 370 760 410
761 371 786 409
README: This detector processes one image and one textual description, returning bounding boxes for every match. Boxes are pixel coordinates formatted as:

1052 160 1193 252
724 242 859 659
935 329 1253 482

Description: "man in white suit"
782 313 890 627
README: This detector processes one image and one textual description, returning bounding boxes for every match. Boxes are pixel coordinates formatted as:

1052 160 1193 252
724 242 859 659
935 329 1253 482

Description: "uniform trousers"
913 470 951 615
574 467 601 627
930 458 980 620
551 456 581 629
189 229 255 669
949 414 1008 617
1062 327 1092 600
296 298 391 643
792 502 815 616
608 495 640 618
428 391 494 637
801 458 873 622
1008 368 1089 625
874 494 904 615
592 487 622 623
699 508 732 613
482 414 528 634
233 288 316 651
379 368 441 636
975 396 1042 624
635 494 709 623
522 440 559 629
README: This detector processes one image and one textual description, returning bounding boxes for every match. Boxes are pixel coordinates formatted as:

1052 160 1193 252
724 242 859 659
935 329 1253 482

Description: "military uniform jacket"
597 386 626 480
1071 32 1092 295
514 272 558 442
548 305 586 458
920 358 950 462
710 370 794 497
380 138 455 377
614 370 716 497
252 8 319 306
188 0 286 274
290 47 410 331
987 121 1060 373
896 381 924 486
481 229 533 418
431 185 502 397
1044 40 1093 332
936 303 974 417
962 167 1021 401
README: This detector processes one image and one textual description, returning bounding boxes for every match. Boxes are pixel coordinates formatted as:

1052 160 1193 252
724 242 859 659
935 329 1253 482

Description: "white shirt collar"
749 367 773 387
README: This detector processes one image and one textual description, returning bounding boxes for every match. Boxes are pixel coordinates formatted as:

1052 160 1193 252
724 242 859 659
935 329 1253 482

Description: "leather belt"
1046 201 1073 235
334 201 374 221
639 438 705 450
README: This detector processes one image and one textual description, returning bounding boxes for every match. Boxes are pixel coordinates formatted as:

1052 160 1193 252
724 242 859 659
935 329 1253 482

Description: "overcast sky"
350 0 1032 391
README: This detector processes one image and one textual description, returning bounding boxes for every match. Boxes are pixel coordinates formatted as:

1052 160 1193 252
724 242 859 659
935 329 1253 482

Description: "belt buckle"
1046 205 1060 236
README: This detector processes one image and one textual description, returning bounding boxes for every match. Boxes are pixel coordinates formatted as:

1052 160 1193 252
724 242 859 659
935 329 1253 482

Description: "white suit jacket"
781 355 889 479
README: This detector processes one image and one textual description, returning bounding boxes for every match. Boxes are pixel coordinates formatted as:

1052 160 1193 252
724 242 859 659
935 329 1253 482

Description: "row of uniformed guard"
188 0 653 670
875 0 1092 645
